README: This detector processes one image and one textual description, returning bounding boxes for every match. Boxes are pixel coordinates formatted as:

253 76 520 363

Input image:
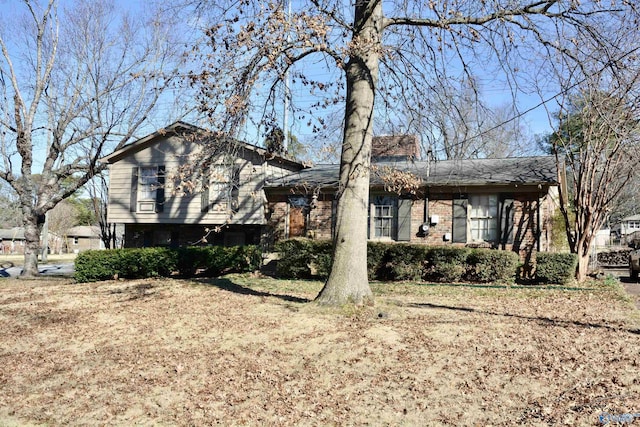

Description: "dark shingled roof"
265 156 558 189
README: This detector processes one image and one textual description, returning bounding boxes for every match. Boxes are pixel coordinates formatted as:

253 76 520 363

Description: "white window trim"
468 194 499 243
369 195 398 241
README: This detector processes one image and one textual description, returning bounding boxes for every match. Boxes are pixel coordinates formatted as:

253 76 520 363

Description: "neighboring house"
102 123 562 261
0 227 61 255
0 228 26 254
592 228 612 248
64 226 104 253
101 122 305 248
611 214 640 244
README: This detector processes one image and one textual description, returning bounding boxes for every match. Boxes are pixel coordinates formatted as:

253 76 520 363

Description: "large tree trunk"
315 1 382 306
575 232 593 282
21 216 42 277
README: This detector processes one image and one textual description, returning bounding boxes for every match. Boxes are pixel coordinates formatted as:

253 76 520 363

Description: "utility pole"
283 0 292 153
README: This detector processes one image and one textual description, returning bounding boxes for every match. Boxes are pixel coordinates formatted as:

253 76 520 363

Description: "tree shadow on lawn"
400 301 640 335
193 277 311 304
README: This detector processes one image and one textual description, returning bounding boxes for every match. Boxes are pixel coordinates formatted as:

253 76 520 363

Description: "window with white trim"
138 167 159 212
370 196 397 239
469 194 498 242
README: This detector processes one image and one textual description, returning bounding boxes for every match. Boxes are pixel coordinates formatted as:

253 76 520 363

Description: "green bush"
367 242 389 280
74 246 261 283
74 250 122 282
274 238 332 279
424 247 471 283
273 239 522 284
75 247 177 282
378 244 430 281
176 245 261 277
466 250 519 283
176 247 213 277
535 252 578 285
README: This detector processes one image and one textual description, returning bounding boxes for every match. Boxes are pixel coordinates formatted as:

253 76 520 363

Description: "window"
73 237 79 245
202 164 241 213
469 194 498 242
453 193 513 245
370 196 397 239
131 166 165 213
211 165 229 207
139 167 159 211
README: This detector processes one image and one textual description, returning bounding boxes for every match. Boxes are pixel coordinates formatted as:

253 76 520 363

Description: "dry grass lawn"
0 274 639 426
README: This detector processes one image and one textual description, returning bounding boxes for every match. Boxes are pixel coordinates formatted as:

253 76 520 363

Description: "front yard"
0 275 638 425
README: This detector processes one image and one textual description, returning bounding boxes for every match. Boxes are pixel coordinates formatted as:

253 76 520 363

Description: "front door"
288 196 308 237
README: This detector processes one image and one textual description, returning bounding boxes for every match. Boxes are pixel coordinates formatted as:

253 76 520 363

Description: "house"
0 227 61 255
101 122 305 248
102 123 562 261
63 226 104 253
265 155 561 258
611 214 640 244
0 228 26 254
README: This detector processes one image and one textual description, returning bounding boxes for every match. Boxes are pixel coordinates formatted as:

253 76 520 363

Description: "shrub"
214 245 262 276
74 245 261 282
424 247 471 283
311 240 333 278
74 250 122 282
74 247 177 282
273 239 522 284
274 238 333 279
377 244 430 281
535 252 578 285
367 242 389 280
177 246 261 277
466 250 519 283
176 247 213 277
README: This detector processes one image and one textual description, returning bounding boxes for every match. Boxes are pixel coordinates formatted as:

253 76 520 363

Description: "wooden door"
289 206 306 237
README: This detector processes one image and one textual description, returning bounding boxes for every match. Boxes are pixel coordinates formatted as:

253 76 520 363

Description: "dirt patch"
0 276 639 426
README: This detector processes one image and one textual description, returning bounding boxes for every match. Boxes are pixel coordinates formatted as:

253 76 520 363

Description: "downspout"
423 152 431 237
537 192 542 252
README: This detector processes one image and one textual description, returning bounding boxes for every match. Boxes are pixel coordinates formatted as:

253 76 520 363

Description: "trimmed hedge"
274 239 520 283
466 250 520 283
74 245 261 283
175 246 262 277
273 238 333 279
535 252 578 285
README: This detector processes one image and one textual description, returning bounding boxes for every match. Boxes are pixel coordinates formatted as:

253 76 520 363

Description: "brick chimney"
372 135 420 161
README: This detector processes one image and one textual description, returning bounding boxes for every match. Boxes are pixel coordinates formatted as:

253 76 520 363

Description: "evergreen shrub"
274 239 521 283
535 252 578 285
74 245 261 283
466 249 519 283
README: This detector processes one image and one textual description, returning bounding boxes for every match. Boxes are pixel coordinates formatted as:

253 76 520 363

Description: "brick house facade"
265 154 562 261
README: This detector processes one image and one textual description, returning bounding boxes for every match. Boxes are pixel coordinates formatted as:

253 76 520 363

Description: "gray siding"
107 135 299 226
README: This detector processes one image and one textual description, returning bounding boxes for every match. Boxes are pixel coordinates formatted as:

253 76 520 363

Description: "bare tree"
542 14 640 279
0 0 180 276
47 198 78 253
411 81 533 160
87 172 118 250
188 0 638 304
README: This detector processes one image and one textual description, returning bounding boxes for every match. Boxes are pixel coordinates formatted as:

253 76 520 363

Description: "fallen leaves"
0 277 638 425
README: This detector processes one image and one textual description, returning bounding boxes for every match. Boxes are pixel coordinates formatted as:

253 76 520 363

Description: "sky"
0 0 559 172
